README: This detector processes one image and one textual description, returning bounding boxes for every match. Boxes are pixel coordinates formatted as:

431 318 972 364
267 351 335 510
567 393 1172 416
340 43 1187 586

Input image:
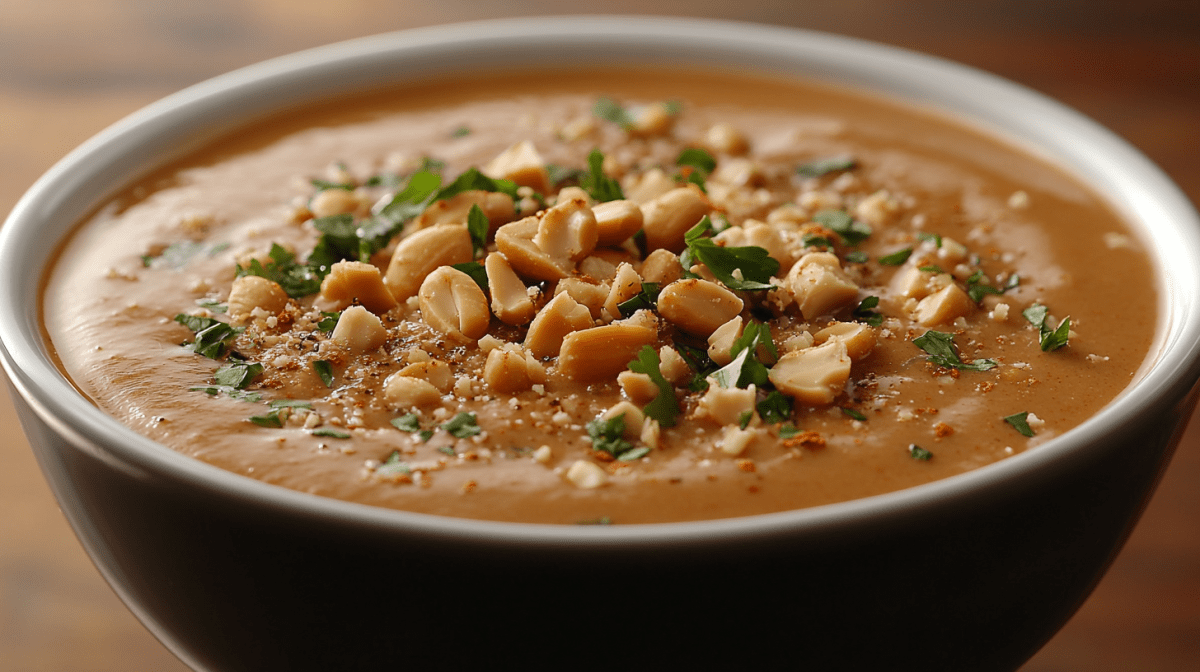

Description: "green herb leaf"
617 282 660 318
802 233 836 249
757 391 793 424
451 261 489 294
391 413 421 432
441 412 482 439
813 209 872 246
1023 303 1071 351
852 296 883 327
618 447 651 461
778 424 802 439
377 450 411 475
313 360 334 388
451 125 471 138
249 408 286 428
1004 411 1036 437
712 321 775 389
580 149 624 202
311 178 354 191
592 97 634 128
796 156 857 178
237 243 322 298
270 399 313 409
316 311 340 334
466 204 489 257
916 232 943 248
213 361 263 389
195 298 227 313
586 415 634 458
841 407 867 421
909 444 933 460
683 217 779 291
913 330 998 371
174 314 242 359
434 167 519 202
188 385 262 403
844 250 869 264
627 345 679 428
878 248 913 265
312 427 351 439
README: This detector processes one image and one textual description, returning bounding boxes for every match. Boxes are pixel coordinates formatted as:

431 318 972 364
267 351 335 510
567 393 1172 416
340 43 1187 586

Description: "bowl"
2 16 1198 671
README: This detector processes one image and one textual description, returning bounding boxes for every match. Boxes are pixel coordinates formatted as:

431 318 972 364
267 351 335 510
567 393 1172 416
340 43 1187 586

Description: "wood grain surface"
1 2 1196 669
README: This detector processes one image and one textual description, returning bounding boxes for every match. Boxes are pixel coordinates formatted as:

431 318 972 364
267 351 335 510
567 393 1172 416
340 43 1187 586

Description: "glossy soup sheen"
44 68 1157 524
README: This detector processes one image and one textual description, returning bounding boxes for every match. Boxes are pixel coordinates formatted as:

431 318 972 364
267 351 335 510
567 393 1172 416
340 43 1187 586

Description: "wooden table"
2 2 1197 669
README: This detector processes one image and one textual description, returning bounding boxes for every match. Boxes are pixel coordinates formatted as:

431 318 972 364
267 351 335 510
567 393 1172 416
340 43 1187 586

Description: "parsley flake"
627 345 680 427
852 296 884 327
213 361 263 389
796 156 857 178
312 360 334 388
466 204 489 258
617 282 660 318
391 413 421 432
441 412 482 439
174 314 242 359
682 217 779 291
580 149 624 202
757 391 793 424
878 248 913 266
312 427 351 439
585 415 635 458
909 444 933 460
813 209 872 246
913 330 998 371
841 407 867 421
711 321 775 389
1004 411 1036 437
433 167 519 202
451 261 489 294
1023 303 1071 351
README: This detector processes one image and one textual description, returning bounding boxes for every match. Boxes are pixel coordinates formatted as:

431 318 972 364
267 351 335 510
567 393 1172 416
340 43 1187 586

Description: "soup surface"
45 68 1157 524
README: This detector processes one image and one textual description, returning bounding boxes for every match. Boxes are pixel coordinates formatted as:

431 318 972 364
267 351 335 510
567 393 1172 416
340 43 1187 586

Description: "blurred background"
1 1 1197 669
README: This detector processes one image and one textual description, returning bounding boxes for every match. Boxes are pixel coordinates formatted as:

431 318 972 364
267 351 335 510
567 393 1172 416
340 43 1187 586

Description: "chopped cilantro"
580 149 624 202
802 233 836 249
391 413 421 432
249 408 286 428
965 270 1019 303
853 296 884 327
878 248 913 265
796 156 857 178
270 399 313 409
377 450 411 476
312 360 334 387
237 243 322 298
441 412 482 439
437 446 457 457
757 391 793 424
451 261 489 294
778 424 803 439
586 415 634 454
618 447 651 461
451 125 471 137
592 97 634 128
711 321 775 389
676 147 715 191
916 232 943 248
433 167 519 201
1004 411 1036 437
682 217 779 291
310 178 354 191
616 282 660 318
546 163 584 189
195 297 227 313
841 407 867 421
844 250 869 264
1023 303 1071 351
316 311 340 334
213 361 263 389
174 314 242 359
918 264 946 274
913 330 998 371
627 345 680 427
909 444 933 460
813 209 872 246
737 410 754 429
311 427 350 439
466 204 489 258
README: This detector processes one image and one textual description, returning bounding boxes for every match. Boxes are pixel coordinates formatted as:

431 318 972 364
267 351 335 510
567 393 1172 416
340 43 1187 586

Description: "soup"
43 68 1156 524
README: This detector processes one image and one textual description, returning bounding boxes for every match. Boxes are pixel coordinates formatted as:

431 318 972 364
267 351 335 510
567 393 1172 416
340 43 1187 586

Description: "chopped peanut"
525 292 594 359
227 275 288 322
384 225 473 301
317 260 397 315
769 340 851 406
657 279 744 337
418 266 491 342
331 305 388 354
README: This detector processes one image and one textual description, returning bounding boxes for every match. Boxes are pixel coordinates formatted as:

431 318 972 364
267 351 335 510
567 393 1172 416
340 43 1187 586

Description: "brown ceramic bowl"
2 17 1198 671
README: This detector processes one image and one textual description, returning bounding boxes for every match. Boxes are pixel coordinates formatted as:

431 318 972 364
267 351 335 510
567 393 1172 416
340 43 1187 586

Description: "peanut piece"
566 460 608 489
309 188 364 219
330 305 388 354
592 199 644 247
484 140 551 195
640 186 711 252
382 372 442 408
657 279 744 337
604 262 644 320
554 277 609 320
617 371 659 406
227 275 288 322
707 316 744 366
657 345 691 385
533 198 598 265
639 248 683 286
484 345 547 394
813 322 877 361
704 122 749 155
769 340 852 406
557 315 659 382
697 383 757 426
384 225 473 301
602 401 646 439
418 266 491 342
484 252 536 326
524 292 593 358
316 260 397 315
785 252 860 319
396 359 454 393
914 283 974 326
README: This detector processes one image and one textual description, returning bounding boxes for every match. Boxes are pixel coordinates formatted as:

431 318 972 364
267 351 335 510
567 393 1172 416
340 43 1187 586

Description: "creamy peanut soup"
45 68 1157 524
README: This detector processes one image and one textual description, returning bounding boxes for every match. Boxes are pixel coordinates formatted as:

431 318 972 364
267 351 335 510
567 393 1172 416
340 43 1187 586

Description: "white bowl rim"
3 15 1199 547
